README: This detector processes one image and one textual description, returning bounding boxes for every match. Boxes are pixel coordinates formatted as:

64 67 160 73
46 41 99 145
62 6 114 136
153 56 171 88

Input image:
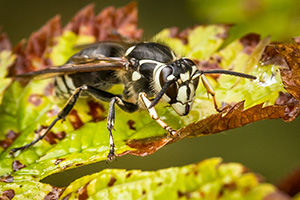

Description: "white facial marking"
167 74 176 81
172 102 186 116
124 46 136 56
180 71 190 82
132 71 142 81
177 85 188 102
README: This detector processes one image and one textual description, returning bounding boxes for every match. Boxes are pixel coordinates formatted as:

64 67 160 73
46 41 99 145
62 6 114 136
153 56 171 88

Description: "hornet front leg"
139 92 177 137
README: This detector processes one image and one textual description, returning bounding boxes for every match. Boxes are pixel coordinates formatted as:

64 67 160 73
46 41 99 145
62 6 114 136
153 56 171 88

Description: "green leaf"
0 180 61 200
0 158 279 199
59 158 277 199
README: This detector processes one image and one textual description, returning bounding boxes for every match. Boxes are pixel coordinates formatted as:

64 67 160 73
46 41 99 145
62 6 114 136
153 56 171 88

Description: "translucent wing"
14 57 127 80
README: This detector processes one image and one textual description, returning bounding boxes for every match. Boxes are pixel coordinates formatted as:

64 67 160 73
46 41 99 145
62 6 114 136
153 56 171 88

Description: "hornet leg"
139 92 177 137
200 74 221 112
85 86 139 161
10 85 86 155
11 85 139 162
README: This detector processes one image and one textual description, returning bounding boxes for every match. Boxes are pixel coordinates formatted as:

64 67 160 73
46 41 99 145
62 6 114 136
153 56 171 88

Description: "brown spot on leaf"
0 130 19 149
87 100 105 122
0 189 15 200
69 110 84 129
177 191 191 199
12 160 25 172
63 164 73 170
168 24 231 45
224 182 237 191
28 94 42 106
44 187 64 200
44 131 66 145
35 126 65 145
54 158 65 165
240 33 260 55
78 183 89 200
126 172 132 178
0 175 13 183
108 176 117 187
127 120 136 130
55 131 66 140
215 25 232 39
47 107 59 117
0 32 11 52
44 82 54 96
168 27 190 44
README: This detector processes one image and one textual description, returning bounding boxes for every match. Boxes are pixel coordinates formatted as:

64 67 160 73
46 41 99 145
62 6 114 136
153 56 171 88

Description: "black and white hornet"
10 42 256 160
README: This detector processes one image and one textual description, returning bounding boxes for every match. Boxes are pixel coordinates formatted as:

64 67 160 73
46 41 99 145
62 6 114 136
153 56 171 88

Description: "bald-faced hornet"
10 42 256 160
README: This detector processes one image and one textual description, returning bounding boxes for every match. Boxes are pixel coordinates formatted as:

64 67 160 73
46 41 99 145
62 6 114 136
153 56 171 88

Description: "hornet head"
152 58 200 116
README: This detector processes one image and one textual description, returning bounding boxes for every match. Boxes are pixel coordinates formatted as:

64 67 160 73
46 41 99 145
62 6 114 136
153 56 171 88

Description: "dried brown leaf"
175 101 286 140
261 42 300 122
274 43 300 102
275 92 300 122
10 16 62 76
126 136 172 156
261 44 288 67
94 2 142 41
26 15 62 71
126 102 287 156
64 4 95 36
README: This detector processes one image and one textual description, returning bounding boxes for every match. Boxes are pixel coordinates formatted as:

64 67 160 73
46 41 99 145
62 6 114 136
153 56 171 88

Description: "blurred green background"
1 0 300 187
